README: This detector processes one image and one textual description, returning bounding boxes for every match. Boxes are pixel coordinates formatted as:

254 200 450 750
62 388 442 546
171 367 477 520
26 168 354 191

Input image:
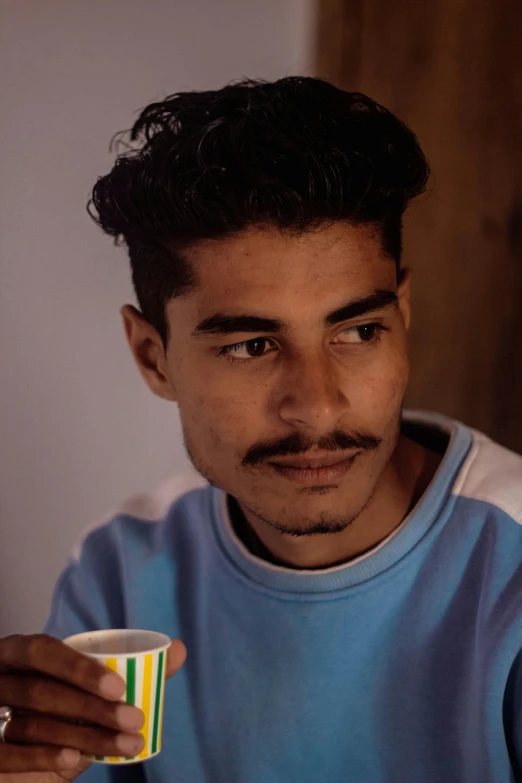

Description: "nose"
277 353 350 431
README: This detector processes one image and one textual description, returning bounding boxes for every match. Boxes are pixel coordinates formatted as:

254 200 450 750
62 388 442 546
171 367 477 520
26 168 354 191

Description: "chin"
253 493 365 536
266 514 357 538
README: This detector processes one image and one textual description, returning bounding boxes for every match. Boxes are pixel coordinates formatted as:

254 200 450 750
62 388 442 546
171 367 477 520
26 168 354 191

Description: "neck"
231 435 443 570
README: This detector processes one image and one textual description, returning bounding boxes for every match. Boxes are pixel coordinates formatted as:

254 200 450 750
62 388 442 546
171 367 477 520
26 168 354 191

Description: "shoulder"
71 470 210 562
452 428 522 524
44 471 210 636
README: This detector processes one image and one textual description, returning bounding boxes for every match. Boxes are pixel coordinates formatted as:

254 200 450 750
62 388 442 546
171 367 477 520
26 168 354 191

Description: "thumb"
165 638 187 679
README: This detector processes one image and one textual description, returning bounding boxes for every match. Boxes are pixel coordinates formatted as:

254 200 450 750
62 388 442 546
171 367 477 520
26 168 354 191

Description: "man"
1 76 522 783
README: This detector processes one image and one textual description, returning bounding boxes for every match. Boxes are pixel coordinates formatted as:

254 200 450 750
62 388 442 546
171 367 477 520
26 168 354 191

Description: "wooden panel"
315 0 522 451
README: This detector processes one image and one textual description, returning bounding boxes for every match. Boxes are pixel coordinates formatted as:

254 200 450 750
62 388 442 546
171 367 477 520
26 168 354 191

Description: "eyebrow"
191 289 398 338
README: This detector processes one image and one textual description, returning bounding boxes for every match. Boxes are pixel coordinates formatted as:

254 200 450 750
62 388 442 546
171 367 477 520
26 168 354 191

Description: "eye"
218 337 274 362
338 324 384 344
217 324 386 364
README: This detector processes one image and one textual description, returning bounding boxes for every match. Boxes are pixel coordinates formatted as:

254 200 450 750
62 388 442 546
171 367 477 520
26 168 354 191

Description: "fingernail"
100 672 126 700
115 704 144 731
59 748 80 767
116 733 144 756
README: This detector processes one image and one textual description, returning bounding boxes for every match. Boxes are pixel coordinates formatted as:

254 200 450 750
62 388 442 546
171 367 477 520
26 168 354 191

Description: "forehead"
169 223 396 322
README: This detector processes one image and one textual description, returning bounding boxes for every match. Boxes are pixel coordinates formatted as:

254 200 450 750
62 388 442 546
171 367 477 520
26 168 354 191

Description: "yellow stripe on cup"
105 657 123 763
139 654 153 758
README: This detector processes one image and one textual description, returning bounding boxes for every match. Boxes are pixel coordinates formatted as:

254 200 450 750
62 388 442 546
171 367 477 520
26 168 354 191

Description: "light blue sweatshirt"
44 411 522 782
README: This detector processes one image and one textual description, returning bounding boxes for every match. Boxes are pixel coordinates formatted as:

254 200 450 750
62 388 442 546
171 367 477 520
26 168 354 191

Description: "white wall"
0 0 315 635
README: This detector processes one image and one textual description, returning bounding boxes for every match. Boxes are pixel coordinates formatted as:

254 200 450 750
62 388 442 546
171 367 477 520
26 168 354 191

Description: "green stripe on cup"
151 650 164 753
123 657 137 760
126 658 136 704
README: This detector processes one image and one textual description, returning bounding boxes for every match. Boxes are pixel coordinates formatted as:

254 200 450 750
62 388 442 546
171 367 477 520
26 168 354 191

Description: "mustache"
242 430 382 467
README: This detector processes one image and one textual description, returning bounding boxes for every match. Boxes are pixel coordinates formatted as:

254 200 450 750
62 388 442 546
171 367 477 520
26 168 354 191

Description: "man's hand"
0 634 187 782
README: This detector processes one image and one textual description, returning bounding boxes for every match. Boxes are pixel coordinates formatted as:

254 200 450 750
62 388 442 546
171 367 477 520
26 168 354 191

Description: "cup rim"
63 629 172 658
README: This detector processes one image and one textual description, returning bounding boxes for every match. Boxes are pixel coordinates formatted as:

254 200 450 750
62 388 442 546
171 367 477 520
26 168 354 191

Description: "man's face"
127 222 411 535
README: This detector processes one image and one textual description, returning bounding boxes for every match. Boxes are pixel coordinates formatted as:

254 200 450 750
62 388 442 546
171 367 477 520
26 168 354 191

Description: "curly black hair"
88 76 430 347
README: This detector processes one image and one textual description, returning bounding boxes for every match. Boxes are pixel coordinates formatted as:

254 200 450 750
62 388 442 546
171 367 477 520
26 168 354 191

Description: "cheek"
348 348 409 420
182 388 260 452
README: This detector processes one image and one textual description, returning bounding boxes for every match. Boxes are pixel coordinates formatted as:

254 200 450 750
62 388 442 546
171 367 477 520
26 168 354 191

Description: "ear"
120 305 178 402
397 267 412 331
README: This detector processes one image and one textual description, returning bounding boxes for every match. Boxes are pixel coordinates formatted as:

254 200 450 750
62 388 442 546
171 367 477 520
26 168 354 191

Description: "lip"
270 451 358 469
269 454 358 485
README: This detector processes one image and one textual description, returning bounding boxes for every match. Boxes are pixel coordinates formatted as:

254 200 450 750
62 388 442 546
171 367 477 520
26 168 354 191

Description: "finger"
0 635 126 700
165 639 187 679
4 713 145 760
0 743 81 774
0 675 144 732
58 755 93 781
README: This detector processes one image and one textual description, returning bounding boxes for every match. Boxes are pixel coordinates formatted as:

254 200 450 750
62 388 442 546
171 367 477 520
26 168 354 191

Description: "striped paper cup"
64 629 171 764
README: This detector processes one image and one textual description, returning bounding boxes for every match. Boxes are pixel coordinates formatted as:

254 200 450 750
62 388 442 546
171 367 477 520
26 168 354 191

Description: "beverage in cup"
64 629 171 764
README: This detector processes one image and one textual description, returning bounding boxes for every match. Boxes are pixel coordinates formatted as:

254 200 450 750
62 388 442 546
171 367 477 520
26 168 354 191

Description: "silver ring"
0 706 13 743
